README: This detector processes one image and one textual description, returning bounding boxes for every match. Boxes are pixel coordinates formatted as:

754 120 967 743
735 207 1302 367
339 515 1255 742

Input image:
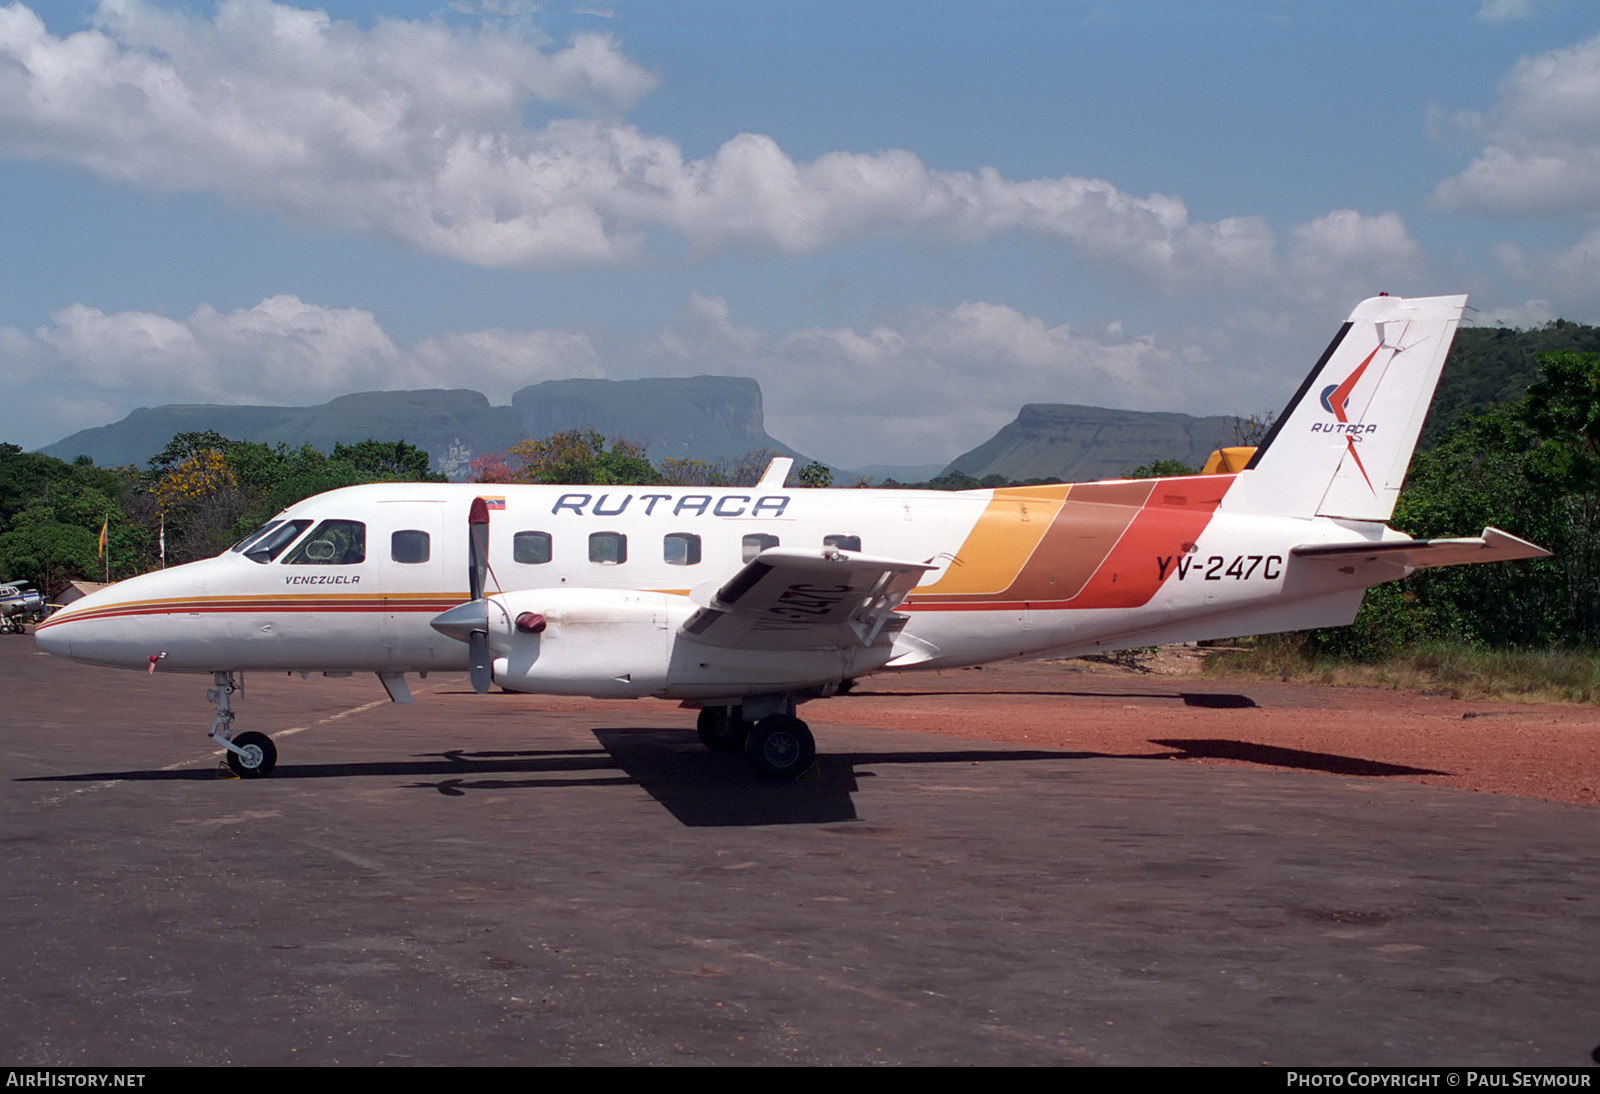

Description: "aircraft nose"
32 564 206 671
32 613 72 659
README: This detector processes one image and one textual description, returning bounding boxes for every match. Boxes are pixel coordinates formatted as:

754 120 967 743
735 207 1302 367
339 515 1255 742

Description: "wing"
681 547 937 651
1291 526 1550 572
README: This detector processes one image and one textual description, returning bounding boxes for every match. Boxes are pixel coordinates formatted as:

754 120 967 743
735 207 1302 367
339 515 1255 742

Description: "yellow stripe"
915 486 1070 596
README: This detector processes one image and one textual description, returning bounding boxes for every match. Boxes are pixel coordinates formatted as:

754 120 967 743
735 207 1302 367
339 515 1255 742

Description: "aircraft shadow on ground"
18 729 1441 826
847 687 1259 707
1149 738 1449 778
18 730 1113 828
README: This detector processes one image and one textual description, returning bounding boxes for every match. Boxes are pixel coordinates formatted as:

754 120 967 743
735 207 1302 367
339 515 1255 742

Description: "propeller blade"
430 600 494 694
468 630 492 694
468 496 490 602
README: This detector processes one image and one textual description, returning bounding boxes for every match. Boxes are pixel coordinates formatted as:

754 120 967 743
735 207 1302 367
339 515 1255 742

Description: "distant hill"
43 389 525 477
1424 320 1600 445
41 376 807 478
942 404 1240 483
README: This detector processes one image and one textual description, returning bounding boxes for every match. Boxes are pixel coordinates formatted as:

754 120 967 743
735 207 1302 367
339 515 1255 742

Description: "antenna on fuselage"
756 457 794 489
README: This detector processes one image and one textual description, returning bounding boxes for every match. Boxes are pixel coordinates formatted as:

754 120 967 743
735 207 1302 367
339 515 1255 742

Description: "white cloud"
1476 0 1538 22
0 0 660 263
0 0 1300 289
1284 210 1425 304
1470 298 1557 328
1432 33 1600 217
1479 229 1600 320
1549 226 1600 284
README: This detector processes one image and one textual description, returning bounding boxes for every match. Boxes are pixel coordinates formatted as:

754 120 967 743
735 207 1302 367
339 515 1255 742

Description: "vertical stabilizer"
1221 293 1467 521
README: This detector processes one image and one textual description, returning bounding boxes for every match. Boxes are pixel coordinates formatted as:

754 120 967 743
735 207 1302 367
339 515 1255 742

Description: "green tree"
658 457 729 487
798 461 833 488
0 444 140 592
1311 350 1600 656
1126 459 1196 479
135 433 451 566
332 439 443 481
506 430 662 486
728 449 783 487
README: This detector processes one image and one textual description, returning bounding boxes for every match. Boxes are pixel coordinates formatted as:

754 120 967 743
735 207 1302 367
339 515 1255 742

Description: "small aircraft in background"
36 294 1548 780
1 580 46 634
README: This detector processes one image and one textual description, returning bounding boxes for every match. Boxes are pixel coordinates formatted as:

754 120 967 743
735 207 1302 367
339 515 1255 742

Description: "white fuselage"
35 476 1395 702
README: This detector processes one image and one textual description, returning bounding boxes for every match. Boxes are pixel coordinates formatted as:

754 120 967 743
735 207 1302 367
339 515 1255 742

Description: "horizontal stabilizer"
1291 527 1550 573
682 547 936 651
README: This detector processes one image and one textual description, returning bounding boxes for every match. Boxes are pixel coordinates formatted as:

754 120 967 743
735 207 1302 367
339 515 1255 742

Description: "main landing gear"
207 671 278 779
696 703 817 781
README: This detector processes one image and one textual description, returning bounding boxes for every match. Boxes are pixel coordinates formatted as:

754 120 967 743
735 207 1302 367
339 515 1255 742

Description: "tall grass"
1203 636 1600 704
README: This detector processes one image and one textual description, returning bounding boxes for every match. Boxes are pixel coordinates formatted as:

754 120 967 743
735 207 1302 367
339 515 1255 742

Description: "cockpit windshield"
242 520 313 564
231 520 282 554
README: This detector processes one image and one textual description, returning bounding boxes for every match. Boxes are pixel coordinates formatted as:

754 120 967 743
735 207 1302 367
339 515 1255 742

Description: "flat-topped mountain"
511 376 797 464
43 381 1243 485
942 404 1240 482
42 376 800 478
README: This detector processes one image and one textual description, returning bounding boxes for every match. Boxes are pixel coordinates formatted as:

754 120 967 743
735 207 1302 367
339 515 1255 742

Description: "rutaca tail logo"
1319 383 1348 417
1310 344 1382 492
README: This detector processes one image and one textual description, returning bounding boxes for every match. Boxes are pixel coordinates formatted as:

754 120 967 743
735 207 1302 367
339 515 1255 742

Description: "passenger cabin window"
391 530 430 564
284 520 366 565
664 533 701 566
824 534 862 552
513 531 552 564
741 534 779 563
589 532 626 565
243 519 312 564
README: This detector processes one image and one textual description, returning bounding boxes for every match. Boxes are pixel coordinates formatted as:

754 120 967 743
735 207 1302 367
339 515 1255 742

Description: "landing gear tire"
696 707 749 753
226 731 277 779
744 715 816 780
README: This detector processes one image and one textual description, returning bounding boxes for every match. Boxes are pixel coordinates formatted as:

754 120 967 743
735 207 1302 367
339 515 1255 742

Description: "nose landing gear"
208 671 278 779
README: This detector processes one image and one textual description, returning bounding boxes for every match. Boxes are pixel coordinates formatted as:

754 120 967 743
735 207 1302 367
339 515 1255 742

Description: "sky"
1 0 1598 468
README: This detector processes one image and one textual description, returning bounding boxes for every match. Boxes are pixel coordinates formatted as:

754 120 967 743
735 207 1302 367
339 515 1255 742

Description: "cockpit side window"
283 520 366 565
243 520 312 564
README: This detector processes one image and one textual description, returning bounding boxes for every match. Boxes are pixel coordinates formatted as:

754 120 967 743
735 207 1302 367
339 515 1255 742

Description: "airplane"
34 293 1550 781
1 580 45 634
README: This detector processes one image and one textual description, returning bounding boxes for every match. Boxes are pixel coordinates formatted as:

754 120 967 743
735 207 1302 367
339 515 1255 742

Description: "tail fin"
1221 293 1467 522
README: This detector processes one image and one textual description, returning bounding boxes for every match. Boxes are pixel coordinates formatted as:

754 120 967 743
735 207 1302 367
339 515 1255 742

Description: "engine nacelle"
488 588 687 698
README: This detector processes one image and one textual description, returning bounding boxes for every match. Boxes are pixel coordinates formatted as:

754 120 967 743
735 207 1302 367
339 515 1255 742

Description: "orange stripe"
911 475 1235 611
